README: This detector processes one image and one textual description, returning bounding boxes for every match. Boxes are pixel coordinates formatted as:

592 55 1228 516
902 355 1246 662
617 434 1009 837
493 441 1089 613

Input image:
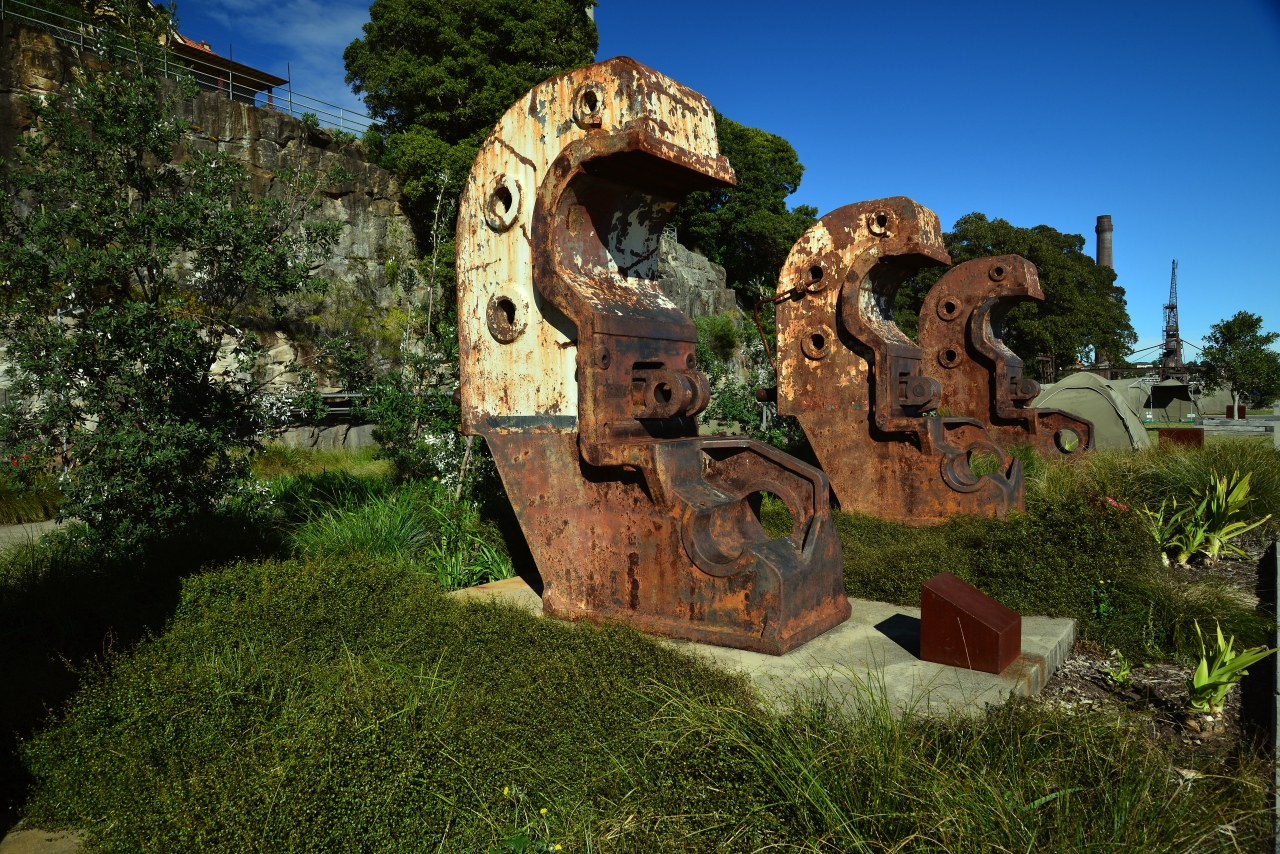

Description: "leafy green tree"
1199 312 1280 410
0 2 341 552
894 213 1136 378
671 114 817 300
345 0 597 210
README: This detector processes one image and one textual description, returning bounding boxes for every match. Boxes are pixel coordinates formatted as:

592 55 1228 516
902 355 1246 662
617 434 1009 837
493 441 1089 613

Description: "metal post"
287 62 292 118
339 107 343 132
228 43 233 102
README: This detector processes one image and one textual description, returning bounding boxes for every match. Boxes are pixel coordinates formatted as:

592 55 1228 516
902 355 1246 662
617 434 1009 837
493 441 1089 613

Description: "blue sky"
177 0 1280 356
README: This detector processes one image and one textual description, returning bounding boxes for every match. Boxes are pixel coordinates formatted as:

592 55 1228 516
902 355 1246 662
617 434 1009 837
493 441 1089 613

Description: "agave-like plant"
1142 470 1271 565
1196 470 1271 562
1186 620 1276 715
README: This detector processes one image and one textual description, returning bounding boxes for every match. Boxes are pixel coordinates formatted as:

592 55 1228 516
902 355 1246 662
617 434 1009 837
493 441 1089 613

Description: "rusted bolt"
989 262 1007 281
486 294 525 343
485 176 521 232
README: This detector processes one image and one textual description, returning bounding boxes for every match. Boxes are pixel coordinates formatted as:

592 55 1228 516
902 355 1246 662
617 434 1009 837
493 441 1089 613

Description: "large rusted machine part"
772 198 1023 525
917 256 1095 458
456 58 849 654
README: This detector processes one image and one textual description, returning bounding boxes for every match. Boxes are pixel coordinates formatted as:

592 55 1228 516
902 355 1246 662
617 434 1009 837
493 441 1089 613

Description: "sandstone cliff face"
655 234 737 321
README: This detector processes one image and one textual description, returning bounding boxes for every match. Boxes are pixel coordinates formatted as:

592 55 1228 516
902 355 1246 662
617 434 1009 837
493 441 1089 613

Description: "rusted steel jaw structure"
773 198 1024 525
917 256 1094 458
456 58 850 654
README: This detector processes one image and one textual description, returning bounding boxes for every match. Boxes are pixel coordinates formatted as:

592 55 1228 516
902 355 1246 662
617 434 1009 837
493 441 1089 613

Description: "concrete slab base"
450 577 1075 716
0 828 84 854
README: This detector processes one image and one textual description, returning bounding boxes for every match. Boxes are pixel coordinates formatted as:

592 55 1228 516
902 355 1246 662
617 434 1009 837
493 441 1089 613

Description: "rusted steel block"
1158 427 1204 448
920 571 1021 674
773 198 1023 525
917 256 1095 458
456 57 850 655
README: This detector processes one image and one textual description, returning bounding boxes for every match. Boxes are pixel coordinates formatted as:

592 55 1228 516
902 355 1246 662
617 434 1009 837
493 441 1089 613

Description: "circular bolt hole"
938 348 961 369
876 214 888 228
685 352 696 369
597 348 611 369
494 185 513 213
486 294 525 343
989 263 1007 281
801 324 834 360
583 90 598 112
1056 427 1080 453
809 265 823 282
655 383 673 404
944 301 956 315
485 177 521 232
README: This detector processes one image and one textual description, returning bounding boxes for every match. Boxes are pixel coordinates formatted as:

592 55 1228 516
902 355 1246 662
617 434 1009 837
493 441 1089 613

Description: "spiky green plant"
1186 620 1276 715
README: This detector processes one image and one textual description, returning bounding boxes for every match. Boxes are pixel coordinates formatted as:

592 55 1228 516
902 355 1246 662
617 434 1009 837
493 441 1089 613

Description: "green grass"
16 554 1269 852
251 444 394 480
6 444 1278 848
0 471 61 525
760 441 1280 661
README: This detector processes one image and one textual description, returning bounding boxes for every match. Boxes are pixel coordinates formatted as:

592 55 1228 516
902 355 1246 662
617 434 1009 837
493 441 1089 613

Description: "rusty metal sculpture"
456 58 850 654
917 256 1094 458
771 198 1023 525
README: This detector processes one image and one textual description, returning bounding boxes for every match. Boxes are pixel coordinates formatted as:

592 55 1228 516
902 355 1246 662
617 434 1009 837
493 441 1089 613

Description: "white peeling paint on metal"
458 59 723 429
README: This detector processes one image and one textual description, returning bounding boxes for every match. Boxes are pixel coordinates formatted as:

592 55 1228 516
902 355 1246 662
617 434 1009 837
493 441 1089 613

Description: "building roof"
165 33 287 91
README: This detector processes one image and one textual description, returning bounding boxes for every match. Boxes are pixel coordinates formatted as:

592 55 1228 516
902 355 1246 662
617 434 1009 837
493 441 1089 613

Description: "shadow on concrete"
874 613 922 659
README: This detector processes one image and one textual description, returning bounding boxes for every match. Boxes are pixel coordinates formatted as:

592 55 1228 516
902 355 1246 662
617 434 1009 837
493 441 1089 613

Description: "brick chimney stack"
1095 215 1113 268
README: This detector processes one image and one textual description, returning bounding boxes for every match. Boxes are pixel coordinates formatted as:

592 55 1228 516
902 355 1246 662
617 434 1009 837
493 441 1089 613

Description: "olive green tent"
1031 372 1152 450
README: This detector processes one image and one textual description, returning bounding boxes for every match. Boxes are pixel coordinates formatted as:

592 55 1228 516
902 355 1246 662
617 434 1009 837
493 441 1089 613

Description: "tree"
345 0 597 212
0 1 342 553
1199 312 1280 410
894 213 1136 378
670 113 817 301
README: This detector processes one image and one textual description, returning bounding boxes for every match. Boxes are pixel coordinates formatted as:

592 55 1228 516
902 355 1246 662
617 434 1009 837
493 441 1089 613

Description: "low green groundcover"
19 555 1269 852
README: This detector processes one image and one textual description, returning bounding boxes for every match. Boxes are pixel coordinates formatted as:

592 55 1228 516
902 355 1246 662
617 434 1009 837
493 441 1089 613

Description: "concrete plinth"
451 577 1075 716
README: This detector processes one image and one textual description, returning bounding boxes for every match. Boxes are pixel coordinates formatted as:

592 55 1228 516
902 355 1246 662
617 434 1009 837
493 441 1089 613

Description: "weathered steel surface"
920 571 1021 675
917 256 1095 458
1158 427 1204 448
457 57 849 654
773 198 1023 525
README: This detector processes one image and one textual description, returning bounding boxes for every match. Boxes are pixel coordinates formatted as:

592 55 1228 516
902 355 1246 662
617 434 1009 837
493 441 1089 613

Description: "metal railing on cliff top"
0 0 372 134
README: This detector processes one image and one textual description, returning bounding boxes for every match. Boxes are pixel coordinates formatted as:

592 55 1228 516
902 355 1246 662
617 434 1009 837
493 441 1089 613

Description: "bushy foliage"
894 213 1136 376
694 314 807 455
344 0 597 219
671 114 817 298
0 2 341 553
1198 311 1280 409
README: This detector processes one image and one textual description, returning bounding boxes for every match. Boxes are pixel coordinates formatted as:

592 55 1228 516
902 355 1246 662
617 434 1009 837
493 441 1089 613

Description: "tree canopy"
345 0 597 207
1198 312 1280 408
894 213 1136 377
670 113 817 302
